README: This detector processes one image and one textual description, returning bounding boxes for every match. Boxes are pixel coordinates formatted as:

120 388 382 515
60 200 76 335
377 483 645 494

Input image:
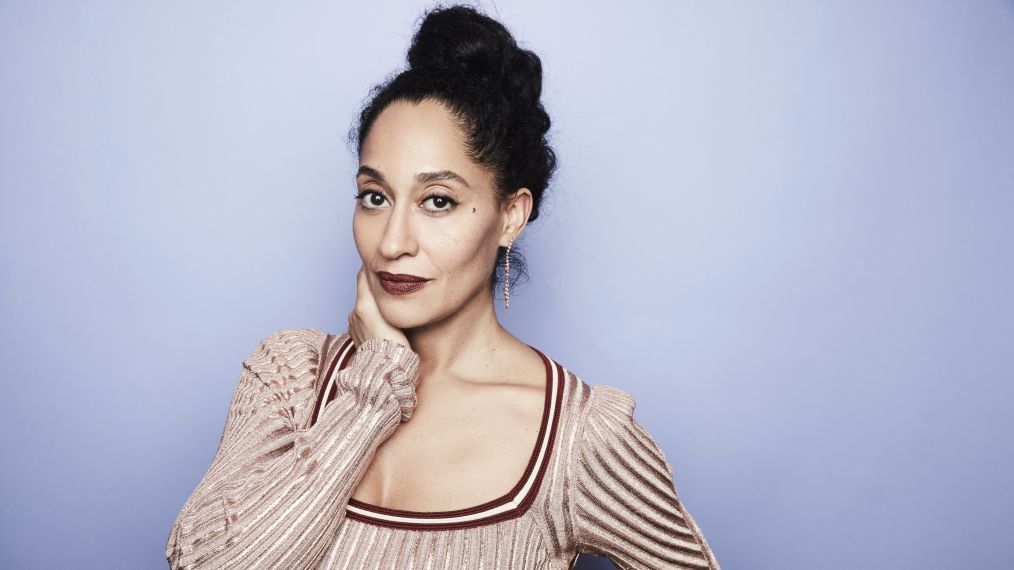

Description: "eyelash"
353 190 460 213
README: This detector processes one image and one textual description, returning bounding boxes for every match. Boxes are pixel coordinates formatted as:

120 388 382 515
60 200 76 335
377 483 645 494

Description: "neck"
403 288 513 381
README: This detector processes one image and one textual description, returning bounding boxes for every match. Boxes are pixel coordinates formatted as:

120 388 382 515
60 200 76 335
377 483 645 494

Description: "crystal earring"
504 236 513 309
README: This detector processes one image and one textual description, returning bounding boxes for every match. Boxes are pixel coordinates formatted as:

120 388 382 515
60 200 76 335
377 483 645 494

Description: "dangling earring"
504 236 513 309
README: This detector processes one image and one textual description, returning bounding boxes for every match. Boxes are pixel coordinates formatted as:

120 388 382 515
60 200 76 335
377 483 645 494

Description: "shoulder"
243 327 331 362
562 370 642 439
577 382 642 443
587 382 638 417
569 378 673 472
241 327 336 386
567 373 639 428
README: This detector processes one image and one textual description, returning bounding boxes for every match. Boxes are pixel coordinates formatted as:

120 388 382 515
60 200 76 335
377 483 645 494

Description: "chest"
350 381 544 510
308 334 558 516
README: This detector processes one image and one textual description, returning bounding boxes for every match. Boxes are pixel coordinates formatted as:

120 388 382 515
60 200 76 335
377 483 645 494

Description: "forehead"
360 99 487 186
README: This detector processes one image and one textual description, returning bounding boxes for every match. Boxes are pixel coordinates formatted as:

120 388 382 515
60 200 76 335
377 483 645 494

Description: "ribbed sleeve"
570 384 721 570
165 331 420 570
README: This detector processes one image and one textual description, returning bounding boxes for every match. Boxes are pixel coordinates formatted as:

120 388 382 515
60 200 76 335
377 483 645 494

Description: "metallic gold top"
166 328 720 569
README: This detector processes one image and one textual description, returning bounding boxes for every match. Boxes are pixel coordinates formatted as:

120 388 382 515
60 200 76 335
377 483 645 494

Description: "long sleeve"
570 384 721 570
165 330 420 570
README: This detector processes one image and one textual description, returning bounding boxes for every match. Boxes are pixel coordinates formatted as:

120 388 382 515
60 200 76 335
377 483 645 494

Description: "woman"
166 5 720 569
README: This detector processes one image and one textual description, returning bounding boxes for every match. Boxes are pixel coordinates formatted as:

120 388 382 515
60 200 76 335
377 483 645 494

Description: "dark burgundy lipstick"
376 271 431 295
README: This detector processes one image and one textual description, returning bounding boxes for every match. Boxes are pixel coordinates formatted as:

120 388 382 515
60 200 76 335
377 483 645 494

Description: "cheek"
351 217 367 258
430 226 493 277
351 216 385 269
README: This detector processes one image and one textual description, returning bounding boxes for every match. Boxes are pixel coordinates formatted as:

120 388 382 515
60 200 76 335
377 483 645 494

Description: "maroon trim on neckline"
321 336 564 530
308 333 337 429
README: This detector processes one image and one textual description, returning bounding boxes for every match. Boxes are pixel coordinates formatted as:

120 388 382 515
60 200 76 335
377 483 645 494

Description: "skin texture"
347 98 549 511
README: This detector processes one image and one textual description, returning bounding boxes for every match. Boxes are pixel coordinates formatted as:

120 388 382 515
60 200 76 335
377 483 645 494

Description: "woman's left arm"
570 384 721 570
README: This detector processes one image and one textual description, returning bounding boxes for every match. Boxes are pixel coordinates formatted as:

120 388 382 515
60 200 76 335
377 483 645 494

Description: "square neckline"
313 333 565 530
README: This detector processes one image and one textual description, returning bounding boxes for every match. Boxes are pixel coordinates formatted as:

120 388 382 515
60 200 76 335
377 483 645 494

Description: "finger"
353 266 367 312
348 311 359 346
357 268 377 308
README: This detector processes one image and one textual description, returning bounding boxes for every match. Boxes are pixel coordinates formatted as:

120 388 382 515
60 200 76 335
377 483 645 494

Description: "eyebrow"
417 169 472 188
355 165 388 185
356 165 472 189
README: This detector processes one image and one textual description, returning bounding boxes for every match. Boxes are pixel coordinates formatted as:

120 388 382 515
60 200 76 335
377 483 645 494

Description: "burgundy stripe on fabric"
307 333 336 430
343 343 565 530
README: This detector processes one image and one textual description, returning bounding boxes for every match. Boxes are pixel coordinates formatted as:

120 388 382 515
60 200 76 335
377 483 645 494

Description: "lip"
377 271 431 295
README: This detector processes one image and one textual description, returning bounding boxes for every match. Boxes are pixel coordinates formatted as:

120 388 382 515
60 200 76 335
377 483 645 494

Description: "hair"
348 3 556 299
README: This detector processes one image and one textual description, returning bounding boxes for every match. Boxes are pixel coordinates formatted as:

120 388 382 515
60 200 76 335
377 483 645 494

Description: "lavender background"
2 1 1012 568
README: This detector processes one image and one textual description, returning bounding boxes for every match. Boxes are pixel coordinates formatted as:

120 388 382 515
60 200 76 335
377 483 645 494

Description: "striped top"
166 328 721 569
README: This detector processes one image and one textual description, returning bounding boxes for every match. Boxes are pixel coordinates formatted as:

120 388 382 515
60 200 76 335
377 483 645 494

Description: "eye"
422 193 460 213
354 190 387 210
354 190 460 214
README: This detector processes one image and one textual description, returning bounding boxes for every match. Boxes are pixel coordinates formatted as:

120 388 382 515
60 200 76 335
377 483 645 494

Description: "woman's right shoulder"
241 327 351 386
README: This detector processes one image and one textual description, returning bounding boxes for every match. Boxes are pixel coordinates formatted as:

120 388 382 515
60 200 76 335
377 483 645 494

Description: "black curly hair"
348 3 556 300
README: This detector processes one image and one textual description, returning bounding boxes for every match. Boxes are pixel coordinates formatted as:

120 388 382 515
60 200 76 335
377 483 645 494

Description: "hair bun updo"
406 5 543 109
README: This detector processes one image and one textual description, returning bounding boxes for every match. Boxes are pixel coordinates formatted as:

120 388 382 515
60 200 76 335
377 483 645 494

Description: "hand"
348 265 412 350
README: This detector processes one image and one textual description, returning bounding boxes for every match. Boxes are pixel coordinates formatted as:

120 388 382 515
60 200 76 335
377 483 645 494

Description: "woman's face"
353 98 523 330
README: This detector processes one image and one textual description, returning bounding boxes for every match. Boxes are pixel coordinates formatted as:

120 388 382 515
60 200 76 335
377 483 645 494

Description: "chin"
375 299 432 330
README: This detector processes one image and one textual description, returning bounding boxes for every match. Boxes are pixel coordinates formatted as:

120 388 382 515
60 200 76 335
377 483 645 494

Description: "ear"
500 188 533 246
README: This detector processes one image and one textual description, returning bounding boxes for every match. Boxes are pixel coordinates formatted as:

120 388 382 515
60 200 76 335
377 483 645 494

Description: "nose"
378 200 419 260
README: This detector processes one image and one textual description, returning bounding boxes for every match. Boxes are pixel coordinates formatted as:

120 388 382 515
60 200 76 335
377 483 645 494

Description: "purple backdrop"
2 1 1012 568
